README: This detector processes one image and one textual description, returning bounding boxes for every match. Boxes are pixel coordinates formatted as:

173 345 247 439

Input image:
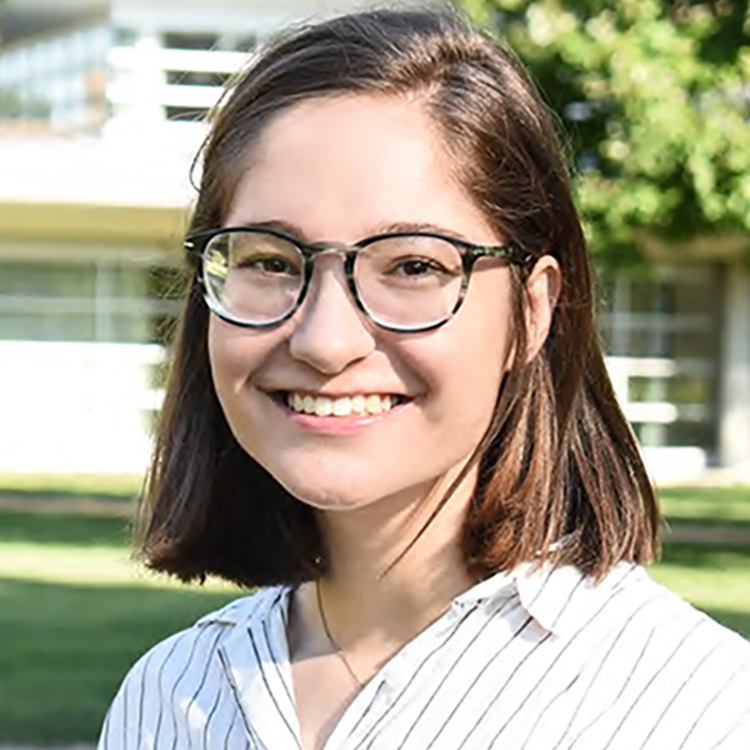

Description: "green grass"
0 579 238 745
0 471 143 500
659 485 750 529
652 541 750 638
644 487 750 636
0 510 132 547
0 511 238 745
0 487 748 745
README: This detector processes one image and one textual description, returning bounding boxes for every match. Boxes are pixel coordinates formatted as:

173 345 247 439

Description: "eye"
247 255 297 275
361 235 463 285
388 256 451 278
393 257 442 276
234 252 301 276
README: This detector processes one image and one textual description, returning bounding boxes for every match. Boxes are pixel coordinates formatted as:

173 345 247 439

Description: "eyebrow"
228 218 476 244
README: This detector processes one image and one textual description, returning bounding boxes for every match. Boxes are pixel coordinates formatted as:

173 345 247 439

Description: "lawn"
0 471 142 500
0 512 238 745
651 541 750 637
0 485 747 745
645 485 750 636
660 485 750 530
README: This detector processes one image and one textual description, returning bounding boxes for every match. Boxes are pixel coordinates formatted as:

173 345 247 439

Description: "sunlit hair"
139 5 659 586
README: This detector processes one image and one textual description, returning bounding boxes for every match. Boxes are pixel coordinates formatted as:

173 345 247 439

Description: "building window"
0 23 110 131
598 266 720 454
0 258 184 344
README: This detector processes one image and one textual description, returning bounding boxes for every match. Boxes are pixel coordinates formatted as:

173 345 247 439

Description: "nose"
288 255 376 374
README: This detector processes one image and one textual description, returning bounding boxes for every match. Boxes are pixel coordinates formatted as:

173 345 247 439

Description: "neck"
314 465 477 648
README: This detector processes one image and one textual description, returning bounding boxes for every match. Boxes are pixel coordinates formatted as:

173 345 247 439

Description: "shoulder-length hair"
139 5 659 587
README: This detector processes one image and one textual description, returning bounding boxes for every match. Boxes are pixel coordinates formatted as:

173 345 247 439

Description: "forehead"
224 94 497 243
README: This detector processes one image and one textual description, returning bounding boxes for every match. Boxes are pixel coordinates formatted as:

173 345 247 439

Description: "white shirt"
98 563 750 750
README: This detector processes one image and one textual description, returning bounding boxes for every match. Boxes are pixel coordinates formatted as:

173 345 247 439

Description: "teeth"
366 395 382 414
333 397 352 416
286 392 398 417
314 397 333 416
351 395 366 414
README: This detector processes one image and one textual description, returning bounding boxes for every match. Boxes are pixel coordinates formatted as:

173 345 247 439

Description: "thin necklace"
316 579 365 690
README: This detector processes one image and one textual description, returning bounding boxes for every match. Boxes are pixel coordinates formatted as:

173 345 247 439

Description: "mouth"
271 391 411 418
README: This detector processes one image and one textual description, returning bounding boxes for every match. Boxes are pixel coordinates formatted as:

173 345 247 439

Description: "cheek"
441 331 510 414
207 317 275 399
452 286 515 426
208 318 243 397
442 274 517 395
400 288 515 429
207 317 286 461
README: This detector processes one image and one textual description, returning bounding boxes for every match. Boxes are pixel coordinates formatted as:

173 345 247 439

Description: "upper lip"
261 386 411 398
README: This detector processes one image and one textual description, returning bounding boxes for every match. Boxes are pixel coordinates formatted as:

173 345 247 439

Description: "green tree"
462 0 750 264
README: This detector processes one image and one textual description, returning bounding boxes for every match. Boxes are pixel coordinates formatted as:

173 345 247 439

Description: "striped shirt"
98 563 750 749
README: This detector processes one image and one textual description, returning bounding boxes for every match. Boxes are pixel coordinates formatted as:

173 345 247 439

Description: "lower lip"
270 396 409 435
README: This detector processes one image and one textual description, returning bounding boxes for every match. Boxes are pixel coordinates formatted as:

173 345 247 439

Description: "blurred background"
0 0 747 746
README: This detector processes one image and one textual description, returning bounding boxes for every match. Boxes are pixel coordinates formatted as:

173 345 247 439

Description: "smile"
283 392 407 417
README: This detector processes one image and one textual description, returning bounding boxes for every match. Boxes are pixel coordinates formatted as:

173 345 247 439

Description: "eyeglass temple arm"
464 244 533 266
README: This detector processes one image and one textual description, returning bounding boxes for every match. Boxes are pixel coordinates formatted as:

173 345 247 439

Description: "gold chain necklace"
316 579 365 690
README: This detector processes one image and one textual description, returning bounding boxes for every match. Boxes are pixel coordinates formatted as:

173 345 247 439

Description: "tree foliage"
462 0 750 263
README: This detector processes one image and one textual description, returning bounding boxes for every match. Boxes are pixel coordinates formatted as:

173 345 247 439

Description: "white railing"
108 46 248 75
605 355 712 425
106 42 250 118
605 355 712 481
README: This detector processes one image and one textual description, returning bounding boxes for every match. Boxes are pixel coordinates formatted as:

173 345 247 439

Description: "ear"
524 255 562 363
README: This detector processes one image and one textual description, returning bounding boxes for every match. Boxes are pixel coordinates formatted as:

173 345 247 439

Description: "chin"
279 474 378 511
246 442 373 505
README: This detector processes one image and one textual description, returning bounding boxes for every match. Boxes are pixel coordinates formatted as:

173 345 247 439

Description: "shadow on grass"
663 517 750 533
659 541 750 571
0 511 131 548
0 576 241 745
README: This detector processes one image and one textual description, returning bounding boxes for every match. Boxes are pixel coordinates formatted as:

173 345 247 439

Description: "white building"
0 0 748 482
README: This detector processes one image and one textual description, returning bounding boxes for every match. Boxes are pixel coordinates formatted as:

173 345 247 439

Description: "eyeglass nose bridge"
306 239 351 253
295 241 365 319
303 240 359 267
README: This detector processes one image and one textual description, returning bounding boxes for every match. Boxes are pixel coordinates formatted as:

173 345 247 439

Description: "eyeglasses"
185 227 531 333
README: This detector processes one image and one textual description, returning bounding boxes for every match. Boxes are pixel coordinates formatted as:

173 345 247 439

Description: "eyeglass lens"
201 230 465 329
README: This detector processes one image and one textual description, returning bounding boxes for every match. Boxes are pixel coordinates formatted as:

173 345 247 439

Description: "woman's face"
208 94 550 512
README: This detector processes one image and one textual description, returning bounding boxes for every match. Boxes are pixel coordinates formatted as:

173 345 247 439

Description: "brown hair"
139 5 659 587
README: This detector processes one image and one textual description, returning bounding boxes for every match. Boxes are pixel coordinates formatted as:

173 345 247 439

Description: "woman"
98 7 750 750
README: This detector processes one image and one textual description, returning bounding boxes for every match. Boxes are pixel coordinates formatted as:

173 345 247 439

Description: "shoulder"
627 570 750 698
522 563 750 748
564 564 750 682
97 586 287 750
524 562 749 656
606 570 750 747
596 565 750 669
129 586 280 677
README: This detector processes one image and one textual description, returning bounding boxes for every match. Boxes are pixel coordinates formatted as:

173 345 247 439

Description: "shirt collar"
453 561 642 637
195 585 284 628
198 562 644 639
